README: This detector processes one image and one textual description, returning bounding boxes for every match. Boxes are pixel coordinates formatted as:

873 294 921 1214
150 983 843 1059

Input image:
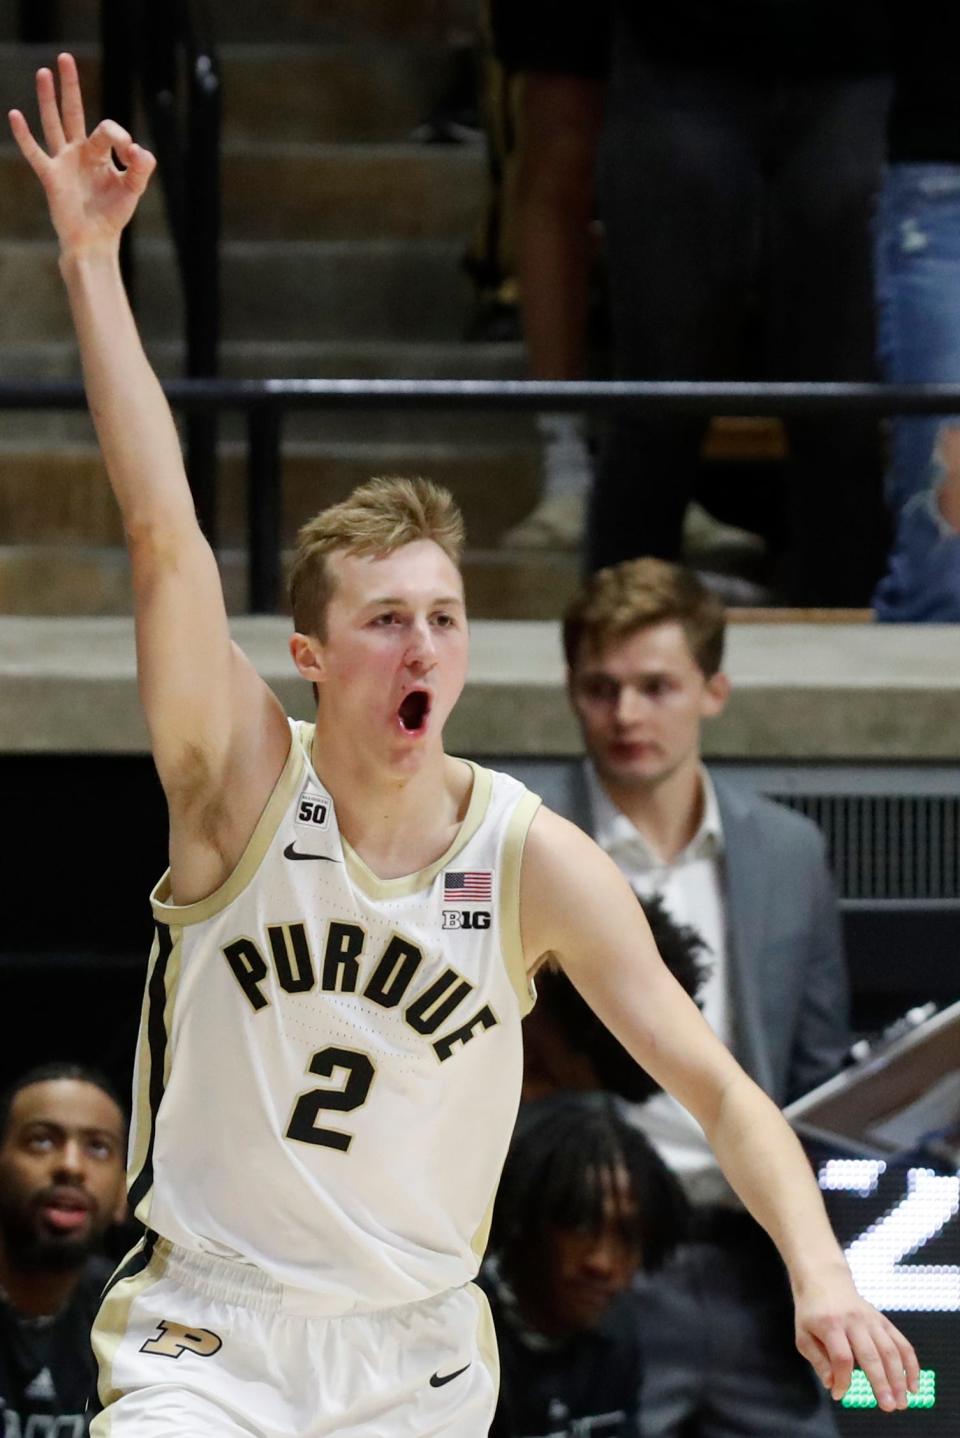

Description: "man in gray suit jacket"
532 558 849 1437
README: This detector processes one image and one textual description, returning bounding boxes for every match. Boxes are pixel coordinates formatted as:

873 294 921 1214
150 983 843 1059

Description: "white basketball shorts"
89 1236 499 1437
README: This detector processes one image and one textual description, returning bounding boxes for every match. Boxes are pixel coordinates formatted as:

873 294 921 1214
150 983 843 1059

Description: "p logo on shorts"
141 1319 223 1359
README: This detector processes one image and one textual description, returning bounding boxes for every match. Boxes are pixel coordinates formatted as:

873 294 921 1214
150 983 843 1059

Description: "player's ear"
701 669 730 718
290 632 326 685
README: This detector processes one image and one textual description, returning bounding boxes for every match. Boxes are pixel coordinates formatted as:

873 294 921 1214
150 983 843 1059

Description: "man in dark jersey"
482 1095 687 1438
485 907 700 1436
0 1065 127 1436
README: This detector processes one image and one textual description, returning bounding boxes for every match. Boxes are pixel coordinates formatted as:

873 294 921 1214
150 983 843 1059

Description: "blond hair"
563 558 726 678
289 476 465 636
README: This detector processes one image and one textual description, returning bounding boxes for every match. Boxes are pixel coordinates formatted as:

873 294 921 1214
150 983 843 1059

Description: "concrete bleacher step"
0 42 458 145
0 339 524 382
219 143 484 241
0 545 578 620
0 441 541 550
0 142 484 242
0 239 477 343
728 608 873 624
0 44 98 106
0 390 539 444
218 44 460 144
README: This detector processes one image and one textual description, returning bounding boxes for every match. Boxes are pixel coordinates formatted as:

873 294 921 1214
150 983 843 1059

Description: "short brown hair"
289 476 465 636
563 558 726 677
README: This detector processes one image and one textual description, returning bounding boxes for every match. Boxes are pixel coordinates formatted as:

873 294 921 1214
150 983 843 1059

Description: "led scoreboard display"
814 1153 960 1435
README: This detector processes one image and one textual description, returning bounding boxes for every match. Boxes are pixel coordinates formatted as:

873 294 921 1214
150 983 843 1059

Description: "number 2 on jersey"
286 1046 376 1152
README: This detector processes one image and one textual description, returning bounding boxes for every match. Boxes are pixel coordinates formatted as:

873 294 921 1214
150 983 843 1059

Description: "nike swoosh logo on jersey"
283 843 341 862
429 1363 471 1388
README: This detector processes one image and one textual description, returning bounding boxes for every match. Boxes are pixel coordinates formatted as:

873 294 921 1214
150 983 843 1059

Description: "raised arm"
520 807 919 1414
10 56 288 896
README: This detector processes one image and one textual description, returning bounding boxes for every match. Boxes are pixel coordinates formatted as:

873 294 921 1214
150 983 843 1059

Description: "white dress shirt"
585 762 736 1206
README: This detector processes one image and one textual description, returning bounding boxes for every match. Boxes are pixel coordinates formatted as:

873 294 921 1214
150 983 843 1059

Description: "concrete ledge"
1 617 959 760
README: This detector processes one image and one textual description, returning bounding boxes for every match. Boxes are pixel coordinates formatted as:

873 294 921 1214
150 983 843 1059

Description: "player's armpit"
159 645 291 902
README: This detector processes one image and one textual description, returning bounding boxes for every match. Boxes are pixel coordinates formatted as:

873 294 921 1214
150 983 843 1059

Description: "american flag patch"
443 870 493 903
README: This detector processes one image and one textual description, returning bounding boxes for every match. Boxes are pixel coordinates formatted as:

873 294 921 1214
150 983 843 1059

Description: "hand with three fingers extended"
793 1263 920 1413
8 51 155 257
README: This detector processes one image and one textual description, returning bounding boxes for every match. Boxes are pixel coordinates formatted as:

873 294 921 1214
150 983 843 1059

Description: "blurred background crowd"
456 0 960 617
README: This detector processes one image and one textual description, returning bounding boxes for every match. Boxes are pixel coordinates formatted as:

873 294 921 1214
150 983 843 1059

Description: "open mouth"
397 689 431 734
37 1190 91 1234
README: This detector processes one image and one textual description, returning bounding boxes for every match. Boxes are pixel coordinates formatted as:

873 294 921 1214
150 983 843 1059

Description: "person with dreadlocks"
490 899 703 1437
481 1094 687 1438
523 892 708 1103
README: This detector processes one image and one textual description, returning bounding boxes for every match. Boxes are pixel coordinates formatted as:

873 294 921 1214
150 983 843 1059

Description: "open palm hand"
8 52 155 255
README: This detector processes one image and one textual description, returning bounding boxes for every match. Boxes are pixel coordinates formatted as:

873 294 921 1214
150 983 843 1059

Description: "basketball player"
9 56 918 1437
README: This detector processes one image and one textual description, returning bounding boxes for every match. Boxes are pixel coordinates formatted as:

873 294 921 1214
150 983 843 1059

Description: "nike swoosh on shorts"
429 1364 471 1388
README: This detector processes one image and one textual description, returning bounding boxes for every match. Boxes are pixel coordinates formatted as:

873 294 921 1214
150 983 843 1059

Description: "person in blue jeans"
873 13 960 619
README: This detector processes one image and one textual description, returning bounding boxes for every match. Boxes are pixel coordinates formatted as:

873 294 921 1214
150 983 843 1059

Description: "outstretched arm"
520 807 919 1413
10 56 288 896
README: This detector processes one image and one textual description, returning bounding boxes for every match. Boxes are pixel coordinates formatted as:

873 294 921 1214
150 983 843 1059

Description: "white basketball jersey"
127 721 540 1316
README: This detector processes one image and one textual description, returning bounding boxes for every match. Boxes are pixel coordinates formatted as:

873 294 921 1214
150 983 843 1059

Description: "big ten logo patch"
296 789 330 830
140 1320 223 1360
442 910 491 930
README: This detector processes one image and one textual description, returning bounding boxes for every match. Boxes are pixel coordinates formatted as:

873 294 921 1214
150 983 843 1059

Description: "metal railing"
3 377 960 614
103 0 222 539
15 5 221 347
14 0 222 538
